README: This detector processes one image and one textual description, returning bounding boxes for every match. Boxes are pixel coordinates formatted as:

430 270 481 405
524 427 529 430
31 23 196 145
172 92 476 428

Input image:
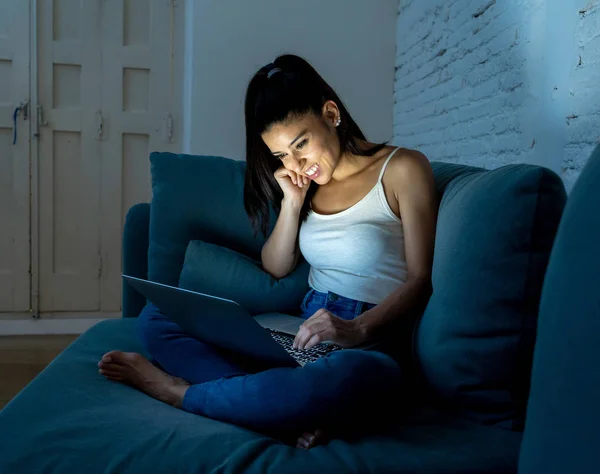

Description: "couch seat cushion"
0 319 522 474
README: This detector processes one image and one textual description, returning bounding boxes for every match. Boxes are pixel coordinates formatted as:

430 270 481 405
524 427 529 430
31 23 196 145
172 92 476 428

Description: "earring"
335 117 341 127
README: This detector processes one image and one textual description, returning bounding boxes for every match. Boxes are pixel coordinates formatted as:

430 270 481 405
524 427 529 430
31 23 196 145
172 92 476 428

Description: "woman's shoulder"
381 147 435 202
384 147 432 178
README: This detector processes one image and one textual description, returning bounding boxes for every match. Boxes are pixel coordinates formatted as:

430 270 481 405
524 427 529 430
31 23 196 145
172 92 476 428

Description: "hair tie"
267 67 282 78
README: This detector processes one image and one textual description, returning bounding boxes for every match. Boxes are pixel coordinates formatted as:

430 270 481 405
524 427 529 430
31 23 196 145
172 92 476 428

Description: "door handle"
12 100 30 144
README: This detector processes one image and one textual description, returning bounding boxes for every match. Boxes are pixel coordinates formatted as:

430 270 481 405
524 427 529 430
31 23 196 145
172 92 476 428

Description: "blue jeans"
299 288 377 320
136 289 402 432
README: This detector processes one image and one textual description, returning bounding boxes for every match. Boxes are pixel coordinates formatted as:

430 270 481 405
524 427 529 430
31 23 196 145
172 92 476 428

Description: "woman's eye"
297 139 307 149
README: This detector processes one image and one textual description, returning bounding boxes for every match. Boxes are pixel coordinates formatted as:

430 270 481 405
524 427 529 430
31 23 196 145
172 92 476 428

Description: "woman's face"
261 103 340 185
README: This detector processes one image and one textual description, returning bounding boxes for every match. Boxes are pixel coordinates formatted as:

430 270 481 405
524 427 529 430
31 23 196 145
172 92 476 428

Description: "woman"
98 54 438 450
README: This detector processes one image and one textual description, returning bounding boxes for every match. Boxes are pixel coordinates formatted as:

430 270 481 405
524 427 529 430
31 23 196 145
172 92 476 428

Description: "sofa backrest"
147 153 271 287
518 144 600 474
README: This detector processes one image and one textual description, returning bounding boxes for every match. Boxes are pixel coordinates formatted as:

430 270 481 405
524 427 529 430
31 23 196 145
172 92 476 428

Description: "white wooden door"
36 0 182 317
0 1 31 315
37 0 104 314
99 0 183 313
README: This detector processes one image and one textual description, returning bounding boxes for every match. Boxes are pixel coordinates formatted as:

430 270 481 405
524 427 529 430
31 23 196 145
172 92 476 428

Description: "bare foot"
98 351 190 408
296 428 326 450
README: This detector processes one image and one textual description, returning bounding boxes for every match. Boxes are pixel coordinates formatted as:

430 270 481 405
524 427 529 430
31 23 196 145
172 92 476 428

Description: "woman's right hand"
274 166 310 207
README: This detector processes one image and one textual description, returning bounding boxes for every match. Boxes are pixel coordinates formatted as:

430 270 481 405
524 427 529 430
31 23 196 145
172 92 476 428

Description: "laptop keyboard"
268 329 343 364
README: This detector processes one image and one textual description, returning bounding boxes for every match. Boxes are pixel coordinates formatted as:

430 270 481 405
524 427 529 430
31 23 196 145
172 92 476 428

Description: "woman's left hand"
293 309 367 350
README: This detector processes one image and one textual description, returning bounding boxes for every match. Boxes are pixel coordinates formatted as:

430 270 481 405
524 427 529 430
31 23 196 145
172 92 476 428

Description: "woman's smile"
304 162 321 179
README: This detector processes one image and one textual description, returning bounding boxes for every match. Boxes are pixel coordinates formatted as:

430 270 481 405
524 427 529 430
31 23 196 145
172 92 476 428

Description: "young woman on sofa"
98 54 438 450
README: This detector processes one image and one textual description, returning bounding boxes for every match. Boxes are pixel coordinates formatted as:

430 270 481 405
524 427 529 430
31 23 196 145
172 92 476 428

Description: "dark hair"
243 54 388 237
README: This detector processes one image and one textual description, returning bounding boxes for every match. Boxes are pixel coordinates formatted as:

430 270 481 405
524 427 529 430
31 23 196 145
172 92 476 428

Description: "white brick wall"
394 0 600 191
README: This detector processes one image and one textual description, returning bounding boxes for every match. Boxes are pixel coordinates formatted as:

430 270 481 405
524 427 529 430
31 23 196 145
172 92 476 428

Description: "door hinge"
96 109 104 140
98 252 103 279
164 113 173 143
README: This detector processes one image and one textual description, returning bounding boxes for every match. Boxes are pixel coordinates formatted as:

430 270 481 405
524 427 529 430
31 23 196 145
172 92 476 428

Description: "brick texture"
394 0 600 191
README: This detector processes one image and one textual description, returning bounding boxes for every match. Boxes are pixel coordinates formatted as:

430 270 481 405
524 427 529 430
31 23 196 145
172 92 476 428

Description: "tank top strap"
377 146 402 183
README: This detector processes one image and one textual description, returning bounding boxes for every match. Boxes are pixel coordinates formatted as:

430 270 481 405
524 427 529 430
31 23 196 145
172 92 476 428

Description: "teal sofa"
1 145 598 474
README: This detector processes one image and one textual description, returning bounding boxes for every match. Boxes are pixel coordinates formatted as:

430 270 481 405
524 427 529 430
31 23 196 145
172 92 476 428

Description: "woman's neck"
331 139 382 182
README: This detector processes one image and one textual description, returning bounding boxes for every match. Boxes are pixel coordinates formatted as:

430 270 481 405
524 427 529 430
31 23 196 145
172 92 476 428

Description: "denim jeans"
299 288 377 320
136 289 402 432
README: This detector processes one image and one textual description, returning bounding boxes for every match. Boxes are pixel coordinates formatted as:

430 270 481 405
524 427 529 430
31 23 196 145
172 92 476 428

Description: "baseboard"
0 318 110 336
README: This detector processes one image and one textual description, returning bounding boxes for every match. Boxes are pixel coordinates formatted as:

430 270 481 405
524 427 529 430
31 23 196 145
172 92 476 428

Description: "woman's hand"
293 309 367 350
274 166 310 207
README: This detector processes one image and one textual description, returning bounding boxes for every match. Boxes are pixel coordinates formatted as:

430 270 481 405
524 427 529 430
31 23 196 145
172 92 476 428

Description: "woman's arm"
293 149 438 350
354 149 438 341
261 198 303 279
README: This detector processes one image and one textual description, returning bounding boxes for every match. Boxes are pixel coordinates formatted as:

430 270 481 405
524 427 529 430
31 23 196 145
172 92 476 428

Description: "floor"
0 335 78 410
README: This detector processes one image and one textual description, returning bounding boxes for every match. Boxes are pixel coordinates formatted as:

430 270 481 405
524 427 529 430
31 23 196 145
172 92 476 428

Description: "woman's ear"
321 100 339 128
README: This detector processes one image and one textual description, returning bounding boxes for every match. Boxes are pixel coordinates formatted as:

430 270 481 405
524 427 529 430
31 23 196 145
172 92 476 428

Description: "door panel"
99 0 183 312
37 0 103 312
0 1 30 313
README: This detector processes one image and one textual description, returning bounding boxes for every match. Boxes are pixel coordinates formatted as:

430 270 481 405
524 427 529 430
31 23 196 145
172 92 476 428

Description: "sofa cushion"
122 203 151 318
178 240 310 316
148 153 274 288
0 318 523 474
415 162 566 430
519 145 600 474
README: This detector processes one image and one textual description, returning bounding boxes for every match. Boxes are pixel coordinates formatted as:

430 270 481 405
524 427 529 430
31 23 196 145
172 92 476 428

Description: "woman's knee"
136 303 173 353
330 348 400 371
308 349 402 395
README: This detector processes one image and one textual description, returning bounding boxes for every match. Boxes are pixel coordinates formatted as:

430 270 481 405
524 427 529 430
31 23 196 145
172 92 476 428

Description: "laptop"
123 275 344 368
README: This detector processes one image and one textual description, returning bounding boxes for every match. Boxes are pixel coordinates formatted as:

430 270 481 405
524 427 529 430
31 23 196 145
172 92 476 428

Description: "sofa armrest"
122 203 150 318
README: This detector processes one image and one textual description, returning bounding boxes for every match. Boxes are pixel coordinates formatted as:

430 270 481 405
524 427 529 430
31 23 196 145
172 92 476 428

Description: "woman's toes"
296 439 308 449
98 362 122 372
99 368 123 379
296 428 327 449
101 350 128 363
100 351 120 363
296 432 317 449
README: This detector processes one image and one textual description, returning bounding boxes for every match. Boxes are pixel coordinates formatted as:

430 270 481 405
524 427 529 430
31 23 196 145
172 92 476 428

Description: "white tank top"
298 147 408 304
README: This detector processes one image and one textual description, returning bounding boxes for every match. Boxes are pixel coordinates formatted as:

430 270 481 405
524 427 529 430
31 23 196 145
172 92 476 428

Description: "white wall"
183 0 398 160
394 0 600 191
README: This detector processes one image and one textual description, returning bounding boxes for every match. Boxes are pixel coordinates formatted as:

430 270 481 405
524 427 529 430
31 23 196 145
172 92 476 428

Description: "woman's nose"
290 156 305 174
